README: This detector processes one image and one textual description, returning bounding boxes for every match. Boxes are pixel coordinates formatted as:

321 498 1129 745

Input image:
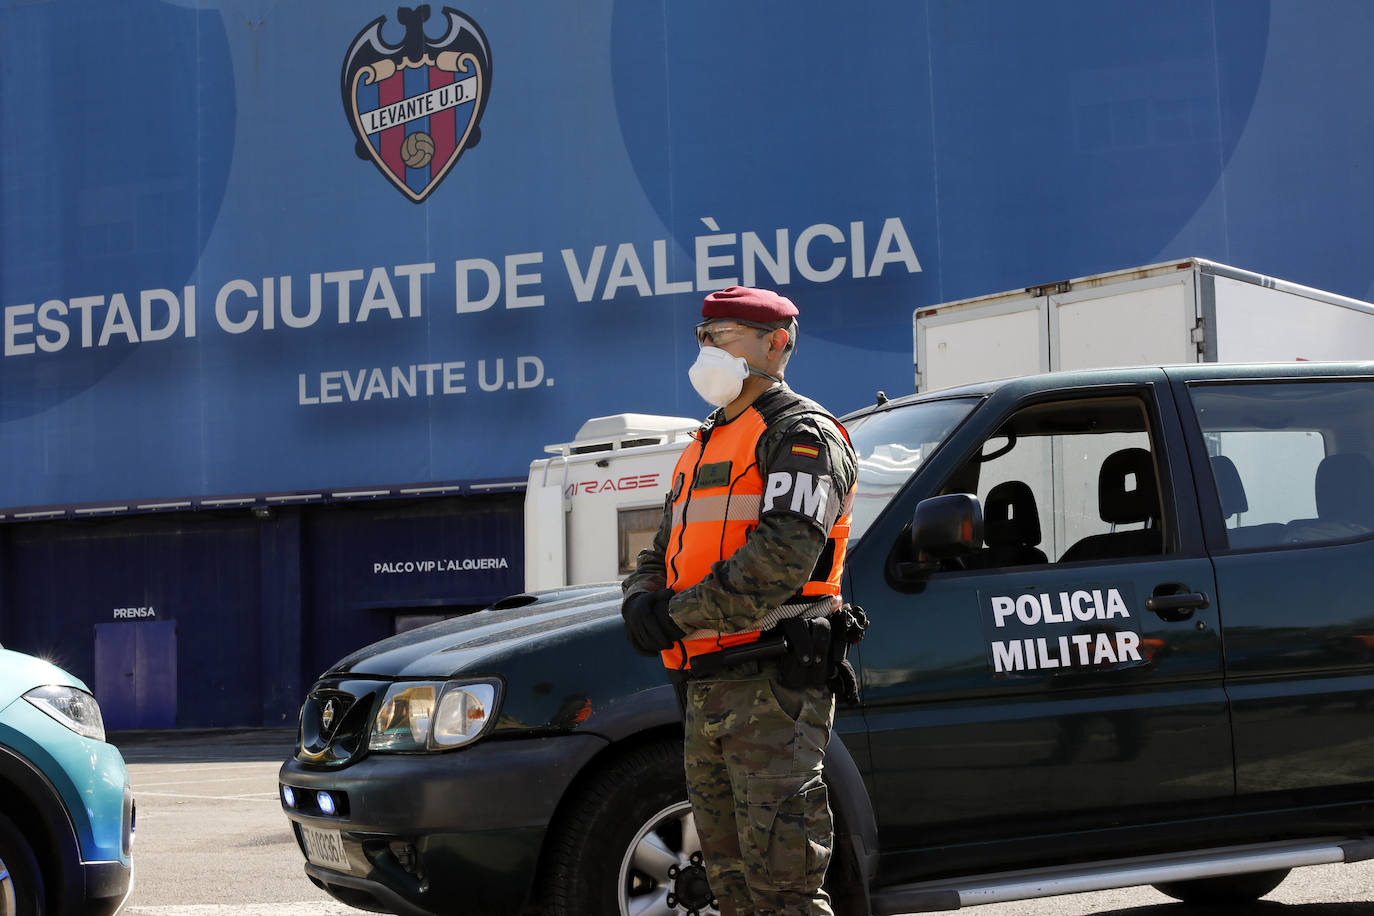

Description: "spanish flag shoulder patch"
790 443 821 459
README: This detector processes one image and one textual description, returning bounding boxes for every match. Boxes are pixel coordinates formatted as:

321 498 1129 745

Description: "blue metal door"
95 621 177 729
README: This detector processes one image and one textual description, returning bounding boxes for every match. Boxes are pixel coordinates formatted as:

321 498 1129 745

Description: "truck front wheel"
1152 868 1290 905
541 739 719 916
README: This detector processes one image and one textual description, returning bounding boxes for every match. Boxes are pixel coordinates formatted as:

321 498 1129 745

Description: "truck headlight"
24 685 106 742
369 679 500 751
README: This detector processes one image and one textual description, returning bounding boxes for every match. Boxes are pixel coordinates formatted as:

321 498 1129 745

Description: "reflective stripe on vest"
660 403 853 670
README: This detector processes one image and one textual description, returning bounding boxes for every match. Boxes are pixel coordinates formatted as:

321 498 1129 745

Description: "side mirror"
912 494 984 559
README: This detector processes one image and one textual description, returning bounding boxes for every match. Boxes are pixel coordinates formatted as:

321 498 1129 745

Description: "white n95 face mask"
688 347 778 407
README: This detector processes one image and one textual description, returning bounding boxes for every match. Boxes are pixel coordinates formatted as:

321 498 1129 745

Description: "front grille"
298 681 383 767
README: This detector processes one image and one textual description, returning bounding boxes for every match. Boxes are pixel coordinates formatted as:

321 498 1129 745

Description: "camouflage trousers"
683 666 836 916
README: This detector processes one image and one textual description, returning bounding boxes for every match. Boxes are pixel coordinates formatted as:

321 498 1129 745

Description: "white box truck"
914 258 1374 392
524 414 697 591
527 259 1374 590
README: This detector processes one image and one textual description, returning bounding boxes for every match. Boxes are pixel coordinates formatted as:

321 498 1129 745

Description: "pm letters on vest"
764 471 831 524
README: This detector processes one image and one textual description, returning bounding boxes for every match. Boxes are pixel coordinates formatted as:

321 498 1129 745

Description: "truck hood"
327 583 625 679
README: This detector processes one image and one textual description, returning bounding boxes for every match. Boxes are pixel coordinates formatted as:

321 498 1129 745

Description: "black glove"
827 605 868 705
622 588 684 656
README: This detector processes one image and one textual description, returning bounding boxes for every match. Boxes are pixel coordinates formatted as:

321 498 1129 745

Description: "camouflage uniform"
624 385 857 916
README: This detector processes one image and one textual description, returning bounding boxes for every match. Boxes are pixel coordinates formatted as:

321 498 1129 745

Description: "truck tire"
1152 868 1290 905
0 812 46 916
541 739 719 916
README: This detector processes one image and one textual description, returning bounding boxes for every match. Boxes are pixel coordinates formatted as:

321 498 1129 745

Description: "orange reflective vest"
660 391 853 670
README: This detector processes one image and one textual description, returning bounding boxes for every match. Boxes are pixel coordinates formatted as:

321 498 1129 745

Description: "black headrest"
1099 448 1158 525
1316 453 1374 523
984 481 1041 548
1210 455 1248 518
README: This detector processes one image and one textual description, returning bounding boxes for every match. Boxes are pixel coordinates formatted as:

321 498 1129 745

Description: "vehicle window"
847 397 979 539
949 397 1165 567
618 506 662 574
1190 381 1374 549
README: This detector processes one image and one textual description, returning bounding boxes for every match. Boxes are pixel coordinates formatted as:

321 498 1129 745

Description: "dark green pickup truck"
280 361 1374 915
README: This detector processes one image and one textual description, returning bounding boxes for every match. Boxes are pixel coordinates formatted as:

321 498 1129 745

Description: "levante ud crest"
342 6 492 203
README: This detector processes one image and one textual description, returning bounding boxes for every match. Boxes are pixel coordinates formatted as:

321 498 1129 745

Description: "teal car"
0 646 133 916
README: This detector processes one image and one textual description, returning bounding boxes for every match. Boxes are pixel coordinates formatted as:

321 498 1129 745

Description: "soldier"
622 286 859 916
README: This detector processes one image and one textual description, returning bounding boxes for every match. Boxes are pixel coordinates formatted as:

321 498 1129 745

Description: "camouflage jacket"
621 384 858 636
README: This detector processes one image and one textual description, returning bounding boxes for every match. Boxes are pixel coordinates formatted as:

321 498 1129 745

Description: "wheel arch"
530 699 879 916
824 731 879 916
0 744 83 915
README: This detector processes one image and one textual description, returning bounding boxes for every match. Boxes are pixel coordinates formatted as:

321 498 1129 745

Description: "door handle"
1146 591 1210 621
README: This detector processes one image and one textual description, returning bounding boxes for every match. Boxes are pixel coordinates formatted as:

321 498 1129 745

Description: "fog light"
317 791 336 816
281 785 296 808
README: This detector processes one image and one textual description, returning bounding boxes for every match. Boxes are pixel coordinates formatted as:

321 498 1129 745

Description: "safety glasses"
694 321 770 349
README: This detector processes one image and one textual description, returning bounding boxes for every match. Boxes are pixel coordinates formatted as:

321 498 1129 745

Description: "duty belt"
682 634 789 680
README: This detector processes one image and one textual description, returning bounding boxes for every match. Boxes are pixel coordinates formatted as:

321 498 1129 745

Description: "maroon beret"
701 286 798 323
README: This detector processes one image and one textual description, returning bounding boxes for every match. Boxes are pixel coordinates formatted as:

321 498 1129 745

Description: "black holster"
777 615 834 690
776 604 869 704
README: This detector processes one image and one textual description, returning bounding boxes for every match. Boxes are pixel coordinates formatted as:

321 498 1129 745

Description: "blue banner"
3 0 1368 513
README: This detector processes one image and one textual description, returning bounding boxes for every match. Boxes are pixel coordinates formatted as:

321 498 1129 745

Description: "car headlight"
24 685 106 742
368 679 499 752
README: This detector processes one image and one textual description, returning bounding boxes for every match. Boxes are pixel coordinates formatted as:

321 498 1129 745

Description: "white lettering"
789 472 830 520
795 223 846 282
1071 590 1094 621
695 232 738 290
478 359 504 392
562 246 606 303
363 367 390 399
139 289 181 343
284 275 323 329
455 259 499 313
991 596 1016 628
764 472 791 509
742 229 790 287
98 293 138 346
324 270 364 324
992 640 1024 672
653 240 693 295
393 262 435 318
603 243 652 300
70 296 102 348
357 267 402 322
506 252 544 309
5 304 34 356
869 216 922 276
1105 588 1131 619
36 300 68 353
215 280 257 334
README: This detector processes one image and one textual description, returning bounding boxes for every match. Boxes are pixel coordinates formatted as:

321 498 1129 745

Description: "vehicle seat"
1211 455 1247 518
1212 454 1286 548
1285 452 1374 542
967 481 1047 568
1059 447 1162 562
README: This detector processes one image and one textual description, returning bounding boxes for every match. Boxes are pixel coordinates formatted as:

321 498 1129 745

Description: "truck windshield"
845 397 979 540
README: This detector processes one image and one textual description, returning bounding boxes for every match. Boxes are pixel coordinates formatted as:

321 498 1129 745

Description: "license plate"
300 824 350 872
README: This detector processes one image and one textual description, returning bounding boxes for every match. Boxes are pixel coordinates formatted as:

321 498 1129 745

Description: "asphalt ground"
111 727 368 915
106 728 1374 915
